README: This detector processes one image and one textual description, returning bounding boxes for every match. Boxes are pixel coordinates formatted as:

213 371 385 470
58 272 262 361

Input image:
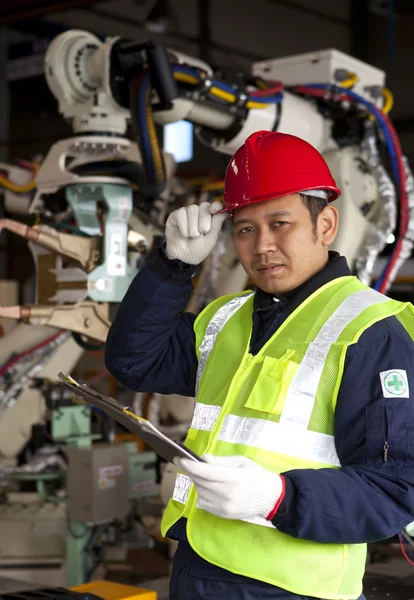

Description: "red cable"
294 86 349 102
17 159 38 173
295 86 409 294
378 113 409 294
0 331 63 377
250 82 284 97
399 534 414 566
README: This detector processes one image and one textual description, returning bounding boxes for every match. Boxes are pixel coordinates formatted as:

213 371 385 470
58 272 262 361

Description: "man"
105 131 414 600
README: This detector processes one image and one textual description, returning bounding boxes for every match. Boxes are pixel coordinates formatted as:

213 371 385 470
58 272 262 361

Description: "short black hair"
300 194 328 233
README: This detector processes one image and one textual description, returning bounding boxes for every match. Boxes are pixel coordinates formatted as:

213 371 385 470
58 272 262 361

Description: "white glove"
165 202 227 265
174 455 284 520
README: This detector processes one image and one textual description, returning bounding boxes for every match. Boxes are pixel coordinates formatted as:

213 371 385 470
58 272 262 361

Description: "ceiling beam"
266 0 349 26
85 6 267 62
350 0 370 60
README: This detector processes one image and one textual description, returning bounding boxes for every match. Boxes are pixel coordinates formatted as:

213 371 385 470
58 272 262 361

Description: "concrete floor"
363 550 414 599
2 550 414 600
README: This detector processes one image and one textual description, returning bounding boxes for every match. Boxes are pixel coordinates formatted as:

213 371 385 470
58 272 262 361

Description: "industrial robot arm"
41 29 414 295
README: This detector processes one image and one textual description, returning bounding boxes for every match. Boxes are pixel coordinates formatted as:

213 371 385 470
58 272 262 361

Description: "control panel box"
66 444 129 523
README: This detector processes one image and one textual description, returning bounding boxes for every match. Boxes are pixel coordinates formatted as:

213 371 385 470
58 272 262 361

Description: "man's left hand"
174 455 284 520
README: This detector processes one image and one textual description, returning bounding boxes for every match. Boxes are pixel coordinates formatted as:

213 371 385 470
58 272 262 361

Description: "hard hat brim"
220 185 341 213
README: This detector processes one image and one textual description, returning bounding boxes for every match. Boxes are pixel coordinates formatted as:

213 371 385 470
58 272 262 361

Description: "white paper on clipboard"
57 372 203 464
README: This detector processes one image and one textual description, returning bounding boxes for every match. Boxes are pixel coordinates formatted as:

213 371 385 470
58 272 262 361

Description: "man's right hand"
165 202 227 265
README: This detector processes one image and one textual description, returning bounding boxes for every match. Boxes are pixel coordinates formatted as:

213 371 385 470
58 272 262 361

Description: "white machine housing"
253 49 386 105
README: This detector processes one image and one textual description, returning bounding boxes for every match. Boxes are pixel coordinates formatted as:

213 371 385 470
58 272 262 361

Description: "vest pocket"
244 351 299 416
365 402 411 477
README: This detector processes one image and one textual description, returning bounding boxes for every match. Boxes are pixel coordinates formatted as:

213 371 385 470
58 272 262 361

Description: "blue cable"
399 533 414 560
172 65 283 106
374 272 385 292
298 83 404 292
173 65 200 78
211 80 239 94
247 93 284 104
300 84 400 188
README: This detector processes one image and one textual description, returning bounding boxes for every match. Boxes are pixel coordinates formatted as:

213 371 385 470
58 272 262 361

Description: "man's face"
233 194 338 295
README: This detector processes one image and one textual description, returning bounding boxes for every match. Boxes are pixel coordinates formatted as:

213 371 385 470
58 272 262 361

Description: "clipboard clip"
57 372 129 411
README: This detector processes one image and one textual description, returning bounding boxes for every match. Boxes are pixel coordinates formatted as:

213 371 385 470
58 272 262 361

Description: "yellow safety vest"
161 276 414 599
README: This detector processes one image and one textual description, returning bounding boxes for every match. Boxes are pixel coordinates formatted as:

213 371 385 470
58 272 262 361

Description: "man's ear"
318 205 338 246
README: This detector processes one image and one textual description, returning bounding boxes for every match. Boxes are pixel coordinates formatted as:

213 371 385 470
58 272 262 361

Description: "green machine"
49 402 158 587
65 182 137 303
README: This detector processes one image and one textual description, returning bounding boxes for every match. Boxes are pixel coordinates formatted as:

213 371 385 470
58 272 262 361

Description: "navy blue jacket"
105 248 414 581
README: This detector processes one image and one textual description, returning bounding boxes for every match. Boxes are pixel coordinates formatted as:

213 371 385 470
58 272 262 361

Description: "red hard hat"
222 130 341 212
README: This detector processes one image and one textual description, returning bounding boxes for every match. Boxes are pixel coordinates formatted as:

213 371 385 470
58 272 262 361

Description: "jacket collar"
254 252 351 313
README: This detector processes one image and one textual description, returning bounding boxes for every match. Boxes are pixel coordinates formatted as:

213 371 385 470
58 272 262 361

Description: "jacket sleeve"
272 319 414 544
105 250 198 396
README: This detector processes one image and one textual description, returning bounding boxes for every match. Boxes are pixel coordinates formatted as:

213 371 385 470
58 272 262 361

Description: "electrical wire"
71 332 104 352
132 63 283 196
398 532 414 566
338 72 358 89
0 331 64 377
17 159 39 173
295 84 401 185
381 88 394 114
250 82 284 97
173 72 200 85
130 70 166 196
172 64 283 110
293 83 407 294
0 161 39 193
145 86 165 184
201 181 225 192
373 111 407 292
210 86 237 103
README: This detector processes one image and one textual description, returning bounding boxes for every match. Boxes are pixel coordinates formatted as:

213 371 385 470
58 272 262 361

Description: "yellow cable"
201 181 225 192
381 88 394 114
339 72 358 89
210 87 237 103
0 175 36 193
145 87 165 183
246 101 269 109
174 73 269 110
173 72 200 85
174 71 270 110
255 79 269 90
185 176 212 186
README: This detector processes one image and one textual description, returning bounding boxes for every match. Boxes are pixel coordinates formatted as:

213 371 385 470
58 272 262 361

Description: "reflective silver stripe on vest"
190 403 222 431
195 293 254 395
279 288 389 429
174 286 389 515
218 415 341 466
173 473 192 503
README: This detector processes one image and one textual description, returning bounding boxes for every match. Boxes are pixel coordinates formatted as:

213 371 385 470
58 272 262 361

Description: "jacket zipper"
383 407 389 462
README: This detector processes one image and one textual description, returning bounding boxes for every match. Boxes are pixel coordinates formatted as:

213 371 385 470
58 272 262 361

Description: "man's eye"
272 221 288 228
238 227 254 234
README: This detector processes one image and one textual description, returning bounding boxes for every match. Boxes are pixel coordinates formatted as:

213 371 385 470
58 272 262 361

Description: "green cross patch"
380 370 409 398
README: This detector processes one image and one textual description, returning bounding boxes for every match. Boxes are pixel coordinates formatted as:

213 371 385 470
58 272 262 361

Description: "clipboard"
57 372 203 464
